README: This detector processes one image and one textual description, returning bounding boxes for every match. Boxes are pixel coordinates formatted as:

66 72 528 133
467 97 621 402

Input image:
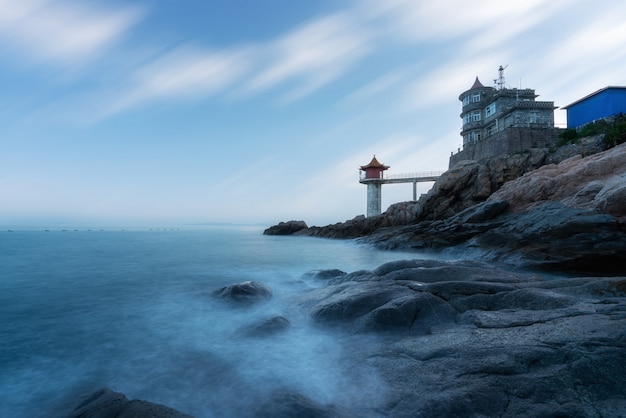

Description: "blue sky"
1 0 625 228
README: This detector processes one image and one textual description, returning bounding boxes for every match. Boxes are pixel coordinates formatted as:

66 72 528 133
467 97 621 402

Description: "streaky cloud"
0 0 143 66
99 44 252 117
240 13 371 102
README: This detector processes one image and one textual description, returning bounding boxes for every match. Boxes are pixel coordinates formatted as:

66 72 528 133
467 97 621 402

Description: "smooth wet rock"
257 390 345 418
360 200 626 274
65 388 193 418
213 281 272 304
263 220 308 235
299 260 531 334
474 202 626 273
298 260 626 417
302 269 347 282
241 316 290 337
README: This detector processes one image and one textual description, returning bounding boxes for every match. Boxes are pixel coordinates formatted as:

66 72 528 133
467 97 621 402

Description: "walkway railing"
359 171 444 182
384 171 445 180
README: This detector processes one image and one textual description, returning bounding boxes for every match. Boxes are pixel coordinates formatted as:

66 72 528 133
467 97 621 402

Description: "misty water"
0 226 439 417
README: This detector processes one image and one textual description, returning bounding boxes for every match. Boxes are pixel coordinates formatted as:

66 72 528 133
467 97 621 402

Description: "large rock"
257 390 347 418
213 281 273 304
474 202 626 273
240 315 291 337
362 201 626 274
65 387 192 418
263 220 308 235
298 260 527 334
490 141 626 220
297 260 626 417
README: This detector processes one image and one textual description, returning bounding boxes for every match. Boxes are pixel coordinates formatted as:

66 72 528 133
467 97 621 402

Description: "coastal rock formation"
297 260 626 417
489 141 626 219
64 259 626 418
65 387 192 418
415 148 548 221
296 146 558 239
263 220 308 235
258 390 347 417
362 200 626 274
278 141 626 273
213 281 273 304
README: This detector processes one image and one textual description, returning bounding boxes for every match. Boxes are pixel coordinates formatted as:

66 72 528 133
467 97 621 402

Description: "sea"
0 226 438 417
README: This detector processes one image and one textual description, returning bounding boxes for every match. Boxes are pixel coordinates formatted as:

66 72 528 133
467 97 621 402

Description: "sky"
1 0 626 228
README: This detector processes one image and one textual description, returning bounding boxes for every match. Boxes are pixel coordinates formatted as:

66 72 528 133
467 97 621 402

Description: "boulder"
213 281 272 304
298 260 528 334
263 220 308 235
240 315 290 337
65 388 192 418
257 390 346 418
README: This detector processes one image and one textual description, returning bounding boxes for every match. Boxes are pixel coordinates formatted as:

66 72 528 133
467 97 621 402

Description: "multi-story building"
459 76 555 147
450 67 560 168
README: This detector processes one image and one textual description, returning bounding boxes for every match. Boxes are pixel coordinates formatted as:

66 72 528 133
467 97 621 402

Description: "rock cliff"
290 140 626 273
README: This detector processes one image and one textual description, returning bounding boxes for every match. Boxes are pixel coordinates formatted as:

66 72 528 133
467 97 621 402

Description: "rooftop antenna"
496 65 508 90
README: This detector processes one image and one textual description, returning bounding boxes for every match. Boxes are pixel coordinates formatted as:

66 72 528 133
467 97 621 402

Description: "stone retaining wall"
449 127 562 168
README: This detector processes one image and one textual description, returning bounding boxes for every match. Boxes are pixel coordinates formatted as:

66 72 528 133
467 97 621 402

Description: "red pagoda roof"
360 155 389 170
470 76 484 89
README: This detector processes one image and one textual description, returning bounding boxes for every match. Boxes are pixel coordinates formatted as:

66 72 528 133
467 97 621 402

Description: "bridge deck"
359 171 444 184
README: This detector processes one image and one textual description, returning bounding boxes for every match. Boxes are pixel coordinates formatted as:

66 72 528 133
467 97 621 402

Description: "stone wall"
449 127 562 168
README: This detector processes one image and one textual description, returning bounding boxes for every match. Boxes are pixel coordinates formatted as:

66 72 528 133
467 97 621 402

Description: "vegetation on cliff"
558 113 626 148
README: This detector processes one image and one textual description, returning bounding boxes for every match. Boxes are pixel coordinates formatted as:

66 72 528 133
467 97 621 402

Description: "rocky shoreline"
65 260 626 417
64 141 626 417
271 140 626 275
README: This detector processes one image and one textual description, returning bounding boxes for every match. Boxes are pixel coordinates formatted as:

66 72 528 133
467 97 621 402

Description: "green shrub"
557 129 578 146
578 119 609 137
603 113 626 147
560 114 626 149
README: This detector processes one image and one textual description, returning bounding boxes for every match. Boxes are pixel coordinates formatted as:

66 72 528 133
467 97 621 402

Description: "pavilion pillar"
366 183 382 217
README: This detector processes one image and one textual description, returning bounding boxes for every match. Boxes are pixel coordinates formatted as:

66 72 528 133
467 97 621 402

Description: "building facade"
450 70 558 168
562 86 626 129
459 77 555 148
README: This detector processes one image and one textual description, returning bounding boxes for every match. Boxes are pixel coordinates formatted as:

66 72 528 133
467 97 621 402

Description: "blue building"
562 86 626 129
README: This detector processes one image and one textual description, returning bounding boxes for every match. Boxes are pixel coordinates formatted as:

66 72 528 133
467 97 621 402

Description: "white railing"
384 171 444 180
359 171 444 181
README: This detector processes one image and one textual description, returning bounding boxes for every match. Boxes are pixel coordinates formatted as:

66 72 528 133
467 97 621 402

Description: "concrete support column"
366 182 382 217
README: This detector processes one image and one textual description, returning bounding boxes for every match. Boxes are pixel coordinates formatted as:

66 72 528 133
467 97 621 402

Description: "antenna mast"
496 65 508 90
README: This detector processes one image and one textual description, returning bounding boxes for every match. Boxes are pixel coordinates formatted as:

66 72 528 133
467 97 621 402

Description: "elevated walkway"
359 171 443 184
359 171 444 202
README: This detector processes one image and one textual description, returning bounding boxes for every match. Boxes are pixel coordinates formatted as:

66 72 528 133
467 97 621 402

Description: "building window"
487 124 496 136
472 93 481 103
486 103 496 118
472 111 481 121
465 131 480 144
463 95 471 106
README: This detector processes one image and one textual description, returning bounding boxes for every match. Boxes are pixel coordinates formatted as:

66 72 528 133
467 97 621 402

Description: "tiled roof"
470 76 484 89
360 155 389 170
